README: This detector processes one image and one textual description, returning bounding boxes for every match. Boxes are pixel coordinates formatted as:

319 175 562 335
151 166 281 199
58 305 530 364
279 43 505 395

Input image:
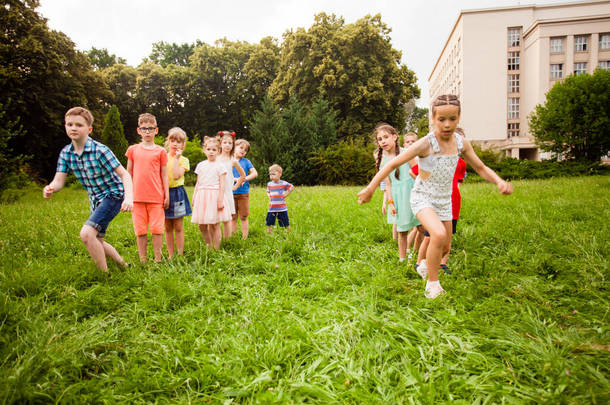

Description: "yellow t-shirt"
167 155 190 188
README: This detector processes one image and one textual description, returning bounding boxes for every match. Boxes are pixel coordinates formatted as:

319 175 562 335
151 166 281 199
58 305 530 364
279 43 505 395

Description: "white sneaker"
425 283 446 299
416 259 428 280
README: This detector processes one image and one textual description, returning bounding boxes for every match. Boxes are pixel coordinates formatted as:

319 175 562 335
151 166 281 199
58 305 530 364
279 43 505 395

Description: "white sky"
39 0 562 107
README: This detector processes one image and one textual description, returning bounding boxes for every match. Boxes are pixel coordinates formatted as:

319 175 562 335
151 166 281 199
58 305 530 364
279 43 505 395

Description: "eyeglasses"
139 127 157 132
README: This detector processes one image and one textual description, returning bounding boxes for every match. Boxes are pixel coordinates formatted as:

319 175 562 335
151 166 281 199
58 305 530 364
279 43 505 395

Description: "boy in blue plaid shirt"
43 107 134 272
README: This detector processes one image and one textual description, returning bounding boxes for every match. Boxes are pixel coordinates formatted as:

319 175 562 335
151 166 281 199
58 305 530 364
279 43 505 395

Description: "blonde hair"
65 107 93 126
203 136 221 150
269 164 282 175
138 113 157 126
164 127 187 149
235 139 250 152
455 127 465 137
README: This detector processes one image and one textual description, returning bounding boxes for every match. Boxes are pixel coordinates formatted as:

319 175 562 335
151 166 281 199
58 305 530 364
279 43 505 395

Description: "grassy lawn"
1 177 608 403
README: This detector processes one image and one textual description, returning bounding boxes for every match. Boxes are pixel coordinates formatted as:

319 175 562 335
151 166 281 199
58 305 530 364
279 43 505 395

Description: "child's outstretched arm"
43 172 68 198
358 139 428 204
232 160 246 190
218 173 226 210
461 138 513 195
114 165 133 211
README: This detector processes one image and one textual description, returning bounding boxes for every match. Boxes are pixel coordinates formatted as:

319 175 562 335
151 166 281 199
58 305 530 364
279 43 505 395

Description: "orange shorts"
132 202 164 235
232 193 250 220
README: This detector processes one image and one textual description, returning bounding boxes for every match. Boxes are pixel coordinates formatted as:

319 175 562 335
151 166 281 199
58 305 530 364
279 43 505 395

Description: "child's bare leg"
398 231 408 260
231 217 238 235
173 218 185 255
165 219 175 258
414 227 424 251
418 236 429 264
406 228 416 251
100 238 127 266
222 220 232 239
198 224 211 248
392 224 398 240
240 216 249 239
267 226 273 233
80 225 108 272
152 234 163 262
441 236 452 266
416 209 451 282
136 234 148 263
210 223 221 249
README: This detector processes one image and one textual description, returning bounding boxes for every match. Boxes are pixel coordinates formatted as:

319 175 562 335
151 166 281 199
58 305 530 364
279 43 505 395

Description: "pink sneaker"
415 259 428 280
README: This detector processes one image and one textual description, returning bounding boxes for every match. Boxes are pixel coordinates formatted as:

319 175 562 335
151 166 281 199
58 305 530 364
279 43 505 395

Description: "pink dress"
191 160 232 224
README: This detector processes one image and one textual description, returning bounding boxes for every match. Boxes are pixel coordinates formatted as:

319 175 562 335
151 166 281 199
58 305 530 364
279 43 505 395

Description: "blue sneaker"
441 264 452 275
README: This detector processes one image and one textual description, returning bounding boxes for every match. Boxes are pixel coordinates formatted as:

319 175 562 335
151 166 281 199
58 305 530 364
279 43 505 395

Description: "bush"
466 157 610 182
309 138 376 185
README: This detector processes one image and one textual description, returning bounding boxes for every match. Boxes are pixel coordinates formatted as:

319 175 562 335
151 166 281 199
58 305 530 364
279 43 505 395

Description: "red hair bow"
230 131 236 138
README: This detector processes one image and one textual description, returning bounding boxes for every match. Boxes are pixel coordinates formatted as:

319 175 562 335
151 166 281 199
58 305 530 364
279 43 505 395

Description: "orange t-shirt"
126 144 168 203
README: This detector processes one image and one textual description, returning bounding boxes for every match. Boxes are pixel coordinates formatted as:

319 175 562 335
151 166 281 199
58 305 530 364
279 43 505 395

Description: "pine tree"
248 97 289 182
101 105 129 166
308 95 338 149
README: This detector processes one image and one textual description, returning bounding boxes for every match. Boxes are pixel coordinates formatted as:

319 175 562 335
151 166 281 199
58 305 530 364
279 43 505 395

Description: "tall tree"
0 0 110 179
147 40 202 67
248 96 289 179
529 69 610 161
308 94 338 149
269 13 419 138
87 47 126 70
101 105 128 166
0 102 27 194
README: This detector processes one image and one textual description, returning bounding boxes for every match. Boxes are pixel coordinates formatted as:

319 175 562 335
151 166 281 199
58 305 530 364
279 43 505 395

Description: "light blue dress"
381 148 420 232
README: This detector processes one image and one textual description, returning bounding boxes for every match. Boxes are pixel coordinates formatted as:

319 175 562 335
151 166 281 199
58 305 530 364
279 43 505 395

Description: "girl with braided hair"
359 95 512 299
373 123 420 263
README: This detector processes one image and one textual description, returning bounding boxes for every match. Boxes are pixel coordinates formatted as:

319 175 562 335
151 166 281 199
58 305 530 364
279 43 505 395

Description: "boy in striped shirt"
266 164 294 233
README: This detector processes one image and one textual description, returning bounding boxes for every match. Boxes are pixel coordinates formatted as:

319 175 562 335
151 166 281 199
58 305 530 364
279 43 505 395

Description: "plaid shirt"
57 137 124 209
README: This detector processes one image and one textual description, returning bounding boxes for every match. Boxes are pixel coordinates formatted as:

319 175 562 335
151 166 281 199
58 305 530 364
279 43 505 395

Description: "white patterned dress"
410 132 463 221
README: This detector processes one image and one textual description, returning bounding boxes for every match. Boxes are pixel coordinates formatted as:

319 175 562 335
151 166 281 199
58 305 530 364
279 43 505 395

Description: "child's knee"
80 226 97 244
429 227 447 243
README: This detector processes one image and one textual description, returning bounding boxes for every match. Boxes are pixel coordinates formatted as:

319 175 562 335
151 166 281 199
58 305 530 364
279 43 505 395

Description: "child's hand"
43 185 54 198
390 203 397 216
121 197 133 212
217 199 224 211
164 195 170 209
357 187 373 204
498 180 513 195
175 148 183 158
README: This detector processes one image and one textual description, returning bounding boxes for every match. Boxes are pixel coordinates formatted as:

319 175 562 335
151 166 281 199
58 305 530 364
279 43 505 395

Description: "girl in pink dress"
191 137 232 250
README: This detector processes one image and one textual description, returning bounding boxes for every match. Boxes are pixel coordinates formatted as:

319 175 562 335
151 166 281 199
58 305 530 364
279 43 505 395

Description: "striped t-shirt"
266 180 294 212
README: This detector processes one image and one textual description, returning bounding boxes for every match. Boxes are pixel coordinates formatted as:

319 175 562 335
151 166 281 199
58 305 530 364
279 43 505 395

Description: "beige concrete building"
428 0 610 160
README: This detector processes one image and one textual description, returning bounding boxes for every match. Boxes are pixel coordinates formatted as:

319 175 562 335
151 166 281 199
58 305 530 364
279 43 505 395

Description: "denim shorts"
85 195 123 237
266 211 289 227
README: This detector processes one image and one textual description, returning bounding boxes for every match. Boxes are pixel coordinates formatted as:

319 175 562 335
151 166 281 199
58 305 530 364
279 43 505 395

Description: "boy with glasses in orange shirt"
126 113 169 263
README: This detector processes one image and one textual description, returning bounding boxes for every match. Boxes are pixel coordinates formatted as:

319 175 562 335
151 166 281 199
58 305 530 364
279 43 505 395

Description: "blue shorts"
165 186 192 219
266 211 289 227
85 195 123 237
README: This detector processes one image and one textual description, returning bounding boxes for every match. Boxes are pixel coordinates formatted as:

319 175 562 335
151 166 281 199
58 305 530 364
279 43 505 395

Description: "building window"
508 28 521 47
508 74 519 93
508 52 520 70
508 123 520 138
599 60 610 70
550 37 564 53
574 62 587 75
550 64 563 79
508 98 519 119
574 35 588 52
600 33 610 50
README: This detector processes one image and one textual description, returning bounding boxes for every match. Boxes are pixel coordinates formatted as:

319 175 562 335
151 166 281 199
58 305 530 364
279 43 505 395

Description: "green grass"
0 177 608 404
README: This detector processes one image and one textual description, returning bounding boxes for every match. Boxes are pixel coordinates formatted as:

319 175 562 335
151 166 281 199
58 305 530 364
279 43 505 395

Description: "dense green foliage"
100 105 128 166
309 138 376 185
1 178 608 402
248 96 338 185
0 0 110 179
0 103 26 195
86 47 126 70
1 1 420 185
269 13 420 138
529 69 610 161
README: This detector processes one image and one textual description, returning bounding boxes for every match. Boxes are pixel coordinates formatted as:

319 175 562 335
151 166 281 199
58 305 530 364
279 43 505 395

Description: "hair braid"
375 146 383 172
393 139 400 180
